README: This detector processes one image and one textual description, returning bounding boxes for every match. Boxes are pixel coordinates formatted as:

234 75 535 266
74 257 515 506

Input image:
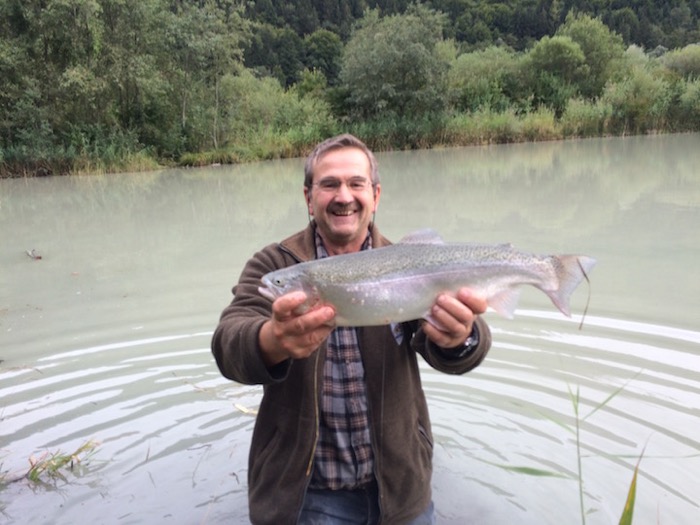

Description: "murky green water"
1 134 699 524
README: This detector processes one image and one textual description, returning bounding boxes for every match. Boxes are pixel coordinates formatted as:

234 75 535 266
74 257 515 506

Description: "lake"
1 133 699 524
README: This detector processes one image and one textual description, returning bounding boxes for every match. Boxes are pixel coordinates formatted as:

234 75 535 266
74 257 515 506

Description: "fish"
258 230 596 326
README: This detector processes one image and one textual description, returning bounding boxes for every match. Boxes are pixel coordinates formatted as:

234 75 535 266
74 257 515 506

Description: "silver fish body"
259 232 596 326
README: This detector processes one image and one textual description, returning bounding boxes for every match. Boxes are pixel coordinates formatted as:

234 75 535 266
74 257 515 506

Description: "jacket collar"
279 221 391 263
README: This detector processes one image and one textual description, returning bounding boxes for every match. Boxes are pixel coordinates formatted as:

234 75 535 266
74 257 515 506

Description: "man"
211 134 492 524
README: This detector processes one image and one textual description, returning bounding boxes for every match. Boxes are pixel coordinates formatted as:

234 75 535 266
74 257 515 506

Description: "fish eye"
274 278 284 286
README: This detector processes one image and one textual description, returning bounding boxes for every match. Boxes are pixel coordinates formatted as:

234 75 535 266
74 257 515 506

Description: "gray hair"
303 134 379 190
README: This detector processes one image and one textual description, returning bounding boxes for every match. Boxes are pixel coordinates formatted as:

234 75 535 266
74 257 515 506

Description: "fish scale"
259 231 596 326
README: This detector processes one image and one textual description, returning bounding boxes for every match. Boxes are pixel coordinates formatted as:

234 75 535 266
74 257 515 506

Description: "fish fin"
546 255 597 317
488 288 521 319
398 229 444 245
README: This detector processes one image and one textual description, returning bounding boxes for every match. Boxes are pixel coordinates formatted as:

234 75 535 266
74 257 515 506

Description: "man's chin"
322 223 364 244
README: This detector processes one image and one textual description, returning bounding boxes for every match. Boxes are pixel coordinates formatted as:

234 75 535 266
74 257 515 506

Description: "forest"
1 0 700 176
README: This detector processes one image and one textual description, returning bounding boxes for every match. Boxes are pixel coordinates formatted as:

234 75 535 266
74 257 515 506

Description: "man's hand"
422 288 488 349
258 291 336 366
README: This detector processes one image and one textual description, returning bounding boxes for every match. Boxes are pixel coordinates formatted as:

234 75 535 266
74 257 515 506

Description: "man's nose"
334 182 354 201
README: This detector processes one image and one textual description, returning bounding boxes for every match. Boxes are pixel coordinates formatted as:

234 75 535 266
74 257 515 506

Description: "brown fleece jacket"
211 223 491 524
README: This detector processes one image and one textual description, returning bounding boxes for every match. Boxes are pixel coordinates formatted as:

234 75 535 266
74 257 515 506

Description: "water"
1 134 699 524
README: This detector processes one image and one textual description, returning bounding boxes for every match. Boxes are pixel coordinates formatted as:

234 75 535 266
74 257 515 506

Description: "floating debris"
25 249 42 260
234 403 258 416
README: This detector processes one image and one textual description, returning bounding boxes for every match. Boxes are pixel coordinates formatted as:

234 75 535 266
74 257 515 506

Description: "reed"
484 378 643 524
26 440 99 483
0 440 100 485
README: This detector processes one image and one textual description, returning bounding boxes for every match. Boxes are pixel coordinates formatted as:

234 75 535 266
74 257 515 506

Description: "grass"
1 440 99 486
483 377 645 524
565 375 643 525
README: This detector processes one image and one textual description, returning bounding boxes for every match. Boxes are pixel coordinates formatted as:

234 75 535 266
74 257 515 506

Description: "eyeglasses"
312 177 373 193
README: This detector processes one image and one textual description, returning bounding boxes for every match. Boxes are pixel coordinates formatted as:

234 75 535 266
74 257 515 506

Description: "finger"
423 320 463 348
288 305 336 335
457 288 488 315
434 294 474 328
272 291 309 320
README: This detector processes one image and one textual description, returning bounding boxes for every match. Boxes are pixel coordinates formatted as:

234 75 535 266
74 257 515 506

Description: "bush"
661 44 700 79
602 64 673 134
447 46 520 113
678 79 700 129
560 98 611 137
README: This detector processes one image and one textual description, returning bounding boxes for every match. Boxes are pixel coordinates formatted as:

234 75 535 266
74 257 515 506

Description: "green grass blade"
619 449 645 525
583 371 642 422
476 459 572 478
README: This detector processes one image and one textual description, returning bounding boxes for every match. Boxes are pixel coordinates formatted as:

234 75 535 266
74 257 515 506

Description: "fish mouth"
258 286 277 301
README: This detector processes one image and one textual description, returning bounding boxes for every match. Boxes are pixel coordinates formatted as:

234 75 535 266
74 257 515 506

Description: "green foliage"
346 113 446 151
557 12 626 99
180 69 335 163
339 5 449 121
22 440 100 484
304 29 343 85
678 79 700 127
447 46 521 113
661 44 700 79
294 69 329 100
525 35 589 116
560 98 611 137
2 0 700 175
245 24 304 87
602 61 673 134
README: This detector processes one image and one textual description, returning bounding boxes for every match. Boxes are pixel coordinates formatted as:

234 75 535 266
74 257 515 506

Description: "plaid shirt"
309 231 375 490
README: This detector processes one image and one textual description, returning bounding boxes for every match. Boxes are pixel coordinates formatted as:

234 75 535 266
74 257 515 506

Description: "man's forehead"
315 148 371 178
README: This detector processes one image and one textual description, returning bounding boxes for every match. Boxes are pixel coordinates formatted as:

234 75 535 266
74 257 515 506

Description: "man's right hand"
258 291 336 366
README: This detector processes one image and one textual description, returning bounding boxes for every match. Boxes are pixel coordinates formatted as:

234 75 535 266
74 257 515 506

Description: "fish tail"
546 255 597 317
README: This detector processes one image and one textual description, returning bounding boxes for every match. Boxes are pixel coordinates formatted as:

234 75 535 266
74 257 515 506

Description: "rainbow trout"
259 230 596 326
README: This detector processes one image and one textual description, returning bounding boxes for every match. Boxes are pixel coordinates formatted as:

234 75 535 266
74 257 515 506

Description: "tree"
606 7 640 44
339 6 449 120
661 44 700 80
448 45 521 112
304 29 343 85
245 24 305 87
556 13 625 99
525 35 589 116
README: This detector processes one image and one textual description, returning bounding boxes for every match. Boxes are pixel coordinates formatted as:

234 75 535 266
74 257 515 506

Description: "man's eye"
319 180 339 190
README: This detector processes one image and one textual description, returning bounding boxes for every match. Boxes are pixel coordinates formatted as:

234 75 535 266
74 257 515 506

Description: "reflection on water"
1 134 699 524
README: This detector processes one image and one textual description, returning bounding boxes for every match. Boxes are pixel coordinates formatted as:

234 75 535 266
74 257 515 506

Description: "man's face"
304 147 381 255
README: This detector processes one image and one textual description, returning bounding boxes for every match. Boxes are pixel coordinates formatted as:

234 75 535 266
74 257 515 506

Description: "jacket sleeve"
411 316 492 375
211 244 293 385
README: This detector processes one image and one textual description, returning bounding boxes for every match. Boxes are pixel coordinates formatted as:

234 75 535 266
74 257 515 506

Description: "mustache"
328 202 360 214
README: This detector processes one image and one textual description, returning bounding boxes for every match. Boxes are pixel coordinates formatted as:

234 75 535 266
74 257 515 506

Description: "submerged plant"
1 440 100 486
26 440 99 483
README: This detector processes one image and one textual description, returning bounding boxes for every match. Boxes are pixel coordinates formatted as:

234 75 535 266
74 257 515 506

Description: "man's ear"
304 187 313 215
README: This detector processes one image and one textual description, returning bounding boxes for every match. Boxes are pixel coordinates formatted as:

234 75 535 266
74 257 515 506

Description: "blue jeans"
298 482 436 524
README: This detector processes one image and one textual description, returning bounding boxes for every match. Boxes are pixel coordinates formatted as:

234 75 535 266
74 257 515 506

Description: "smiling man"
211 134 492 524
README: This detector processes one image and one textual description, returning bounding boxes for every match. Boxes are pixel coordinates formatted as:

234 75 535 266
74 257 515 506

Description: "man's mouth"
329 205 358 216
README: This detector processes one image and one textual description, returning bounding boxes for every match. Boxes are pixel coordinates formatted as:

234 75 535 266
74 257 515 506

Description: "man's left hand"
423 288 488 349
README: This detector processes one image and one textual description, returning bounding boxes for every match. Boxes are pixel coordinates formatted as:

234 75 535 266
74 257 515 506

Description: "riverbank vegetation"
1 1 699 177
